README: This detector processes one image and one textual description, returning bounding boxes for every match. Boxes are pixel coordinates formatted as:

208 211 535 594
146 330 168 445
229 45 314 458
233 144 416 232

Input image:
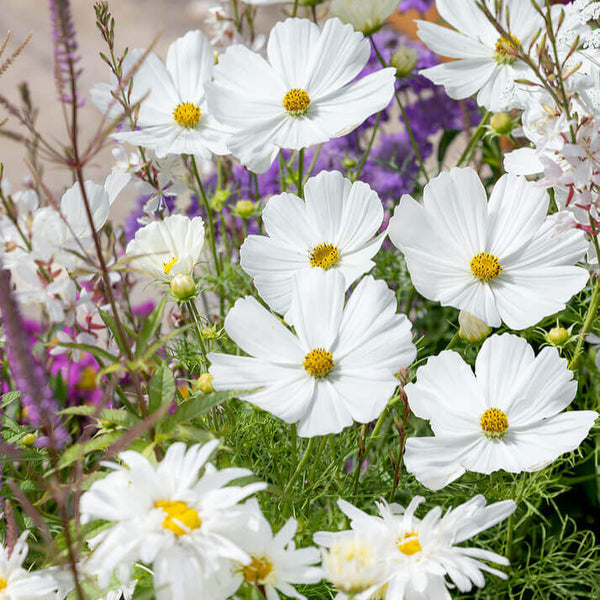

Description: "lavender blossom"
0 265 68 448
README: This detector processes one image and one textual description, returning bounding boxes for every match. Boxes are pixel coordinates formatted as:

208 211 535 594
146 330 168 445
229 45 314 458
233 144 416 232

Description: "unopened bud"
235 199 256 219
201 325 217 339
390 46 419 78
22 432 38 446
210 188 229 211
548 326 569 346
341 156 358 169
458 311 491 343
197 373 214 394
170 273 196 301
490 112 513 135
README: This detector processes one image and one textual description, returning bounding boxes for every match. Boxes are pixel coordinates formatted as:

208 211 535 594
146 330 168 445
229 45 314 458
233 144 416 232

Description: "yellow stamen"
163 256 178 275
173 102 201 128
155 500 201 536
76 366 97 391
480 408 508 437
495 35 520 64
243 556 273 585
397 531 421 556
470 252 502 282
283 88 311 116
303 348 335 378
0 579 7 591
309 243 339 270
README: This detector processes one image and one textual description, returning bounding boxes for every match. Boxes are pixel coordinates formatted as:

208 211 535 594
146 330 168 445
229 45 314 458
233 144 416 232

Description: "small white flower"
205 17 395 173
209 269 416 437
404 333 599 490
240 171 386 319
125 214 205 283
80 441 266 600
417 0 544 111
388 167 589 330
315 494 516 599
331 0 399 35
0 532 61 600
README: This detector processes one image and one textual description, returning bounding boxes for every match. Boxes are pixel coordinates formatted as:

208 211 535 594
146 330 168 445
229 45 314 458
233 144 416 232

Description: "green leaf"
60 406 139 428
162 390 237 431
58 431 123 469
149 364 176 412
53 342 119 365
136 296 167 359
1 391 21 408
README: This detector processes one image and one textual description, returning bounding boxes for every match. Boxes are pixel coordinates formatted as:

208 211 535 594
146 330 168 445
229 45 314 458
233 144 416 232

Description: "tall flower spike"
49 0 83 105
0 264 68 448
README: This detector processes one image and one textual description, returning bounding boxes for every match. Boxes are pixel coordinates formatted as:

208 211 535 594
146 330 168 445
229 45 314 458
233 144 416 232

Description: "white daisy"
208 269 416 437
94 31 230 158
240 171 386 319
416 0 544 111
388 167 589 330
125 214 205 283
0 532 61 600
404 333 599 490
228 499 322 599
80 441 266 600
205 17 395 173
315 494 516 600
331 0 400 35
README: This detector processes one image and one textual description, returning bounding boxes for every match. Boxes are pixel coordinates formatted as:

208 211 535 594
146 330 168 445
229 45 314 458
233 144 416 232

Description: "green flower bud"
390 46 419 79
548 326 569 346
170 273 196 301
196 373 214 394
490 112 513 135
341 156 358 169
235 199 256 219
22 432 38 446
210 188 230 211
201 325 217 339
458 311 491 343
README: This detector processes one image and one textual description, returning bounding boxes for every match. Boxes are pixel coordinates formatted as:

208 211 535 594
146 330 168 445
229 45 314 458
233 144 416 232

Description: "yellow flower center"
309 243 339 270
397 531 421 556
495 35 520 64
76 366 97 391
283 88 311 116
0 579 7 591
243 555 274 585
155 500 202 536
163 256 178 275
303 348 335 378
480 408 509 437
173 102 201 128
470 252 502 282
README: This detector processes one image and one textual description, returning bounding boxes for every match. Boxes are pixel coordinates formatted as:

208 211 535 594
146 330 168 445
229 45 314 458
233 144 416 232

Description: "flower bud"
235 199 256 219
458 311 491 343
201 325 217 339
196 373 214 394
170 273 196 301
210 188 230 211
22 432 38 447
490 112 513 135
341 156 358 169
390 46 419 78
332 0 398 35
548 326 569 346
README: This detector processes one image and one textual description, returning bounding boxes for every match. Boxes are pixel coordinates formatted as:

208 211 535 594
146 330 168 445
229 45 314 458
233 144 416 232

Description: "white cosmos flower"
0 532 61 600
80 441 266 600
332 0 399 35
208 269 416 437
240 171 386 319
228 499 321 599
94 31 230 158
405 334 599 490
205 17 395 173
388 168 589 330
125 214 205 283
417 0 544 111
315 495 516 600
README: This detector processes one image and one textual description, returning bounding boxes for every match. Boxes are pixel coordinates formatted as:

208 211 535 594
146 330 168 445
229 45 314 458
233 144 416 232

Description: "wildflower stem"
351 406 388 495
569 276 600 370
297 148 305 197
445 330 460 350
370 37 429 182
282 436 316 514
292 0 300 18
185 300 208 366
353 111 381 181
456 111 491 167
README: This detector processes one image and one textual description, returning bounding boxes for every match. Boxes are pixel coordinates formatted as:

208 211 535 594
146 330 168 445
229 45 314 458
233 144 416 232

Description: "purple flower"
399 0 434 11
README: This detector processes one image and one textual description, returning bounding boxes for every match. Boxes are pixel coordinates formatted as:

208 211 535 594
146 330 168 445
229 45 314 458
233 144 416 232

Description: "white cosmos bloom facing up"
0 533 61 600
332 0 399 35
404 334 599 490
80 441 266 600
417 0 543 111
208 269 416 437
240 171 386 319
125 214 205 283
93 31 230 158
388 167 589 330
314 494 516 600
205 17 395 173
228 499 322 599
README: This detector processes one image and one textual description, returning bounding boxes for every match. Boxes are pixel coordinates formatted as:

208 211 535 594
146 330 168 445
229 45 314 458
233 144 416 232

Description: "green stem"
292 0 299 17
354 111 382 181
445 330 460 350
370 36 429 182
297 148 305 198
457 111 491 167
569 276 600 370
282 437 316 513
186 300 208 365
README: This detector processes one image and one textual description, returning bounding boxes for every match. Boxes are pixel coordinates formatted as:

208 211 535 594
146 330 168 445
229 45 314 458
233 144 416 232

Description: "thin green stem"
354 111 382 181
292 0 300 17
186 300 208 365
370 36 429 182
445 330 461 350
297 148 305 198
456 111 491 167
282 437 316 513
305 144 322 181
569 276 600 370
